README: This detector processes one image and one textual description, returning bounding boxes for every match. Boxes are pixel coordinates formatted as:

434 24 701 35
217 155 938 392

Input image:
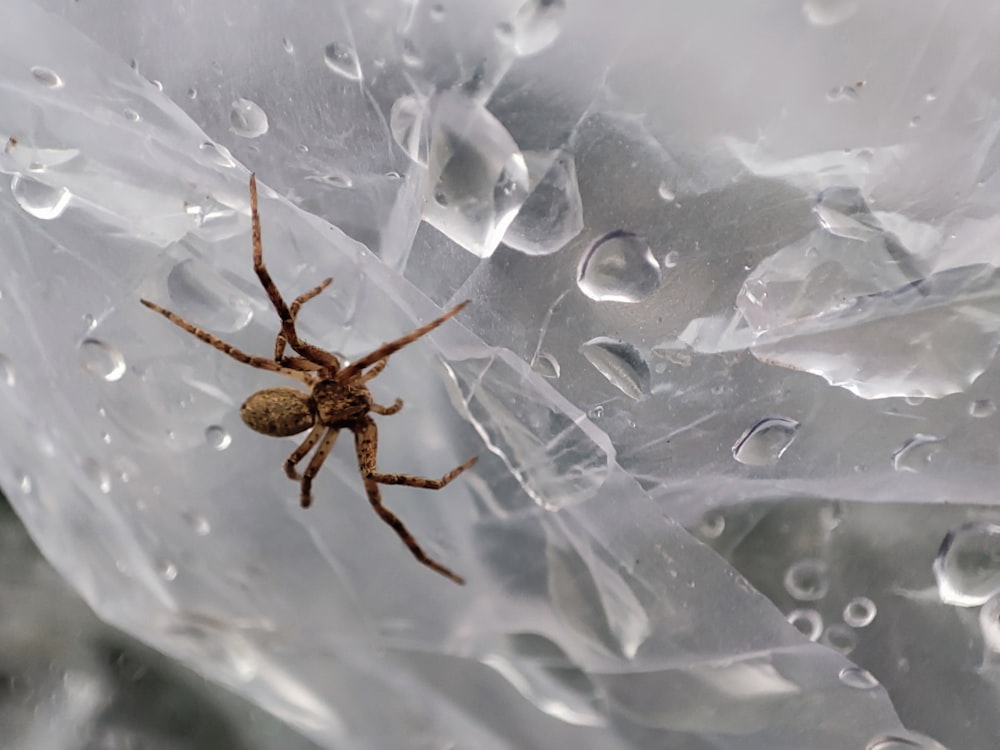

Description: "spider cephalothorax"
141 174 474 584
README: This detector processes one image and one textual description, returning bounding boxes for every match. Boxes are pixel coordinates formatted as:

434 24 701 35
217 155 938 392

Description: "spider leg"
140 299 312 385
371 399 403 416
274 278 334 364
353 421 464 585
337 300 470 381
359 358 388 383
284 423 326 480
248 174 343 371
356 417 477 489
298 427 340 508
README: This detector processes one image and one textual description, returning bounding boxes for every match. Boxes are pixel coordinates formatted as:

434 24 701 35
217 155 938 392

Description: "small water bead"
199 141 236 168
123 108 140 122
969 399 996 418
281 37 294 54
580 337 650 400
843 596 877 627
11 174 71 220
925 88 938 102
784 558 830 601
159 560 178 582
732 417 800 466
821 623 858 654
186 87 198 100
305 173 353 189
892 433 942 472
509 0 567 56
838 666 879 690
81 458 112 494
400 39 424 68
17 472 33 494
657 181 676 202
578 230 661 303
230 98 269 138
802 0 859 26
662 250 679 269
183 512 212 536
786 608 822 641
909 116 922 128
0 354 15 386
429 3 446 20
934 522 1000 606
31 66 64 88
323 42 362 81
698 511 726 540
531 352 561 379
205 425 232 451
79 339 127 382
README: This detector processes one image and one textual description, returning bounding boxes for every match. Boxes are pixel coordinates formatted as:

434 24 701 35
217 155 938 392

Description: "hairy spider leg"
356 418 477 489
139 299 313 385
284 423 327 480
337 300 470 381
274 278 334 368
298 427 340 508
248 174 343 371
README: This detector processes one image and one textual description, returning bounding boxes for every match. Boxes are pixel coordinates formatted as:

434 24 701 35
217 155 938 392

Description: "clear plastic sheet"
3 0 997 747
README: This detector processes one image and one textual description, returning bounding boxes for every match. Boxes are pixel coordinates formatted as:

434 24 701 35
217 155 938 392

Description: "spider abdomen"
313 379 372 424
241 387 315 437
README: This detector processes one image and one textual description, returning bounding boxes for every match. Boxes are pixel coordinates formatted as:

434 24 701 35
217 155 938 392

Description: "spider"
140 174 475 585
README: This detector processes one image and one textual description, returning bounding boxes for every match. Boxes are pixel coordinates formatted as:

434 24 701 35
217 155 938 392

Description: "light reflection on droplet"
81 458 112 494
199 141 236 168
657 181 675 202
577 230 661 303
786 608 822 641
892 433 942 473
784 558 830 601
31 66 64 88
323 42 362 81
732 417 799 466
159 560 178 582
205 425 232 451
580 337 650 400
79 339 127 382
970 399 996 418
839 666 879 689
531 352 561 379
843 596 877 627
11 174 71 220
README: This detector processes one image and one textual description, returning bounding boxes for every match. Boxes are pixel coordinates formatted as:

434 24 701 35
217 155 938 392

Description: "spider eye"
240 387 315 437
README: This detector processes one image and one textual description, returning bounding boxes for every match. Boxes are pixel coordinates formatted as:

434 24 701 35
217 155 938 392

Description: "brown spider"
140 174 475 585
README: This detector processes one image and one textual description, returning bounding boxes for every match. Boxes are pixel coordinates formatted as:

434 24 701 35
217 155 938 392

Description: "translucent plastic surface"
5 0 1000 748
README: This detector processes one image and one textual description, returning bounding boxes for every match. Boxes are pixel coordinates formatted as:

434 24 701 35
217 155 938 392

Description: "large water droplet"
970 399 996 418
839 666 879 689
79 339 127 382
166 258 253 333
577 231 661 303
0 354 15 386
802 0 859 26
31 66 64 88
504 151 583 256
323 42 362 81
580 337 650 400
424 91 529 257
11 174 70 220
205 425 232 451
531 352 561 378
509 0 567 56
821 623 858 654
783 558 830 601
390 95 429 166
843 596 877 627
230 98 269 138
732 417 799 466
786 608 822 641
199 141 237 168
933 522 1000 606
891 433 942 473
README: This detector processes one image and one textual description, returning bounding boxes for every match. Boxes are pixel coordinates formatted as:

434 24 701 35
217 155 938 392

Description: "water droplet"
123 108 140 122
159 560 178 582
509 0 567 56
305 172 353 189
839 666 879 689
589 405 604 419
205 425 232 451
31 66 63 88
0 354 15 386
323 42 361 81
979 593 1000 651
933 522 1000 606
423 92 530 256
661 250 679 269
165 258 253 333
531 352 561 378
390 95 429 165
79 339 126 382
970 399 995 418
784 558 830 601
400 38 424 68
17 472 33 494
827 84 860 102
580 337 650 400
10 174 71 220
925 88 938 102
866 732 949 750
150 79 163 92
577 231 661 303
183 512 212 536
281 37 294 54
230 98 269 139
186 86 198 100
821 623 858 654
81 458 112 494
732 417 799 466
802 0 859 26
786 608 822 641
892 433 942 472
199 141 236 168
430 3 446 20
909 115 921 128
657 181 676 202
504 151 583 256
697 511 726 539
843 596 877 627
